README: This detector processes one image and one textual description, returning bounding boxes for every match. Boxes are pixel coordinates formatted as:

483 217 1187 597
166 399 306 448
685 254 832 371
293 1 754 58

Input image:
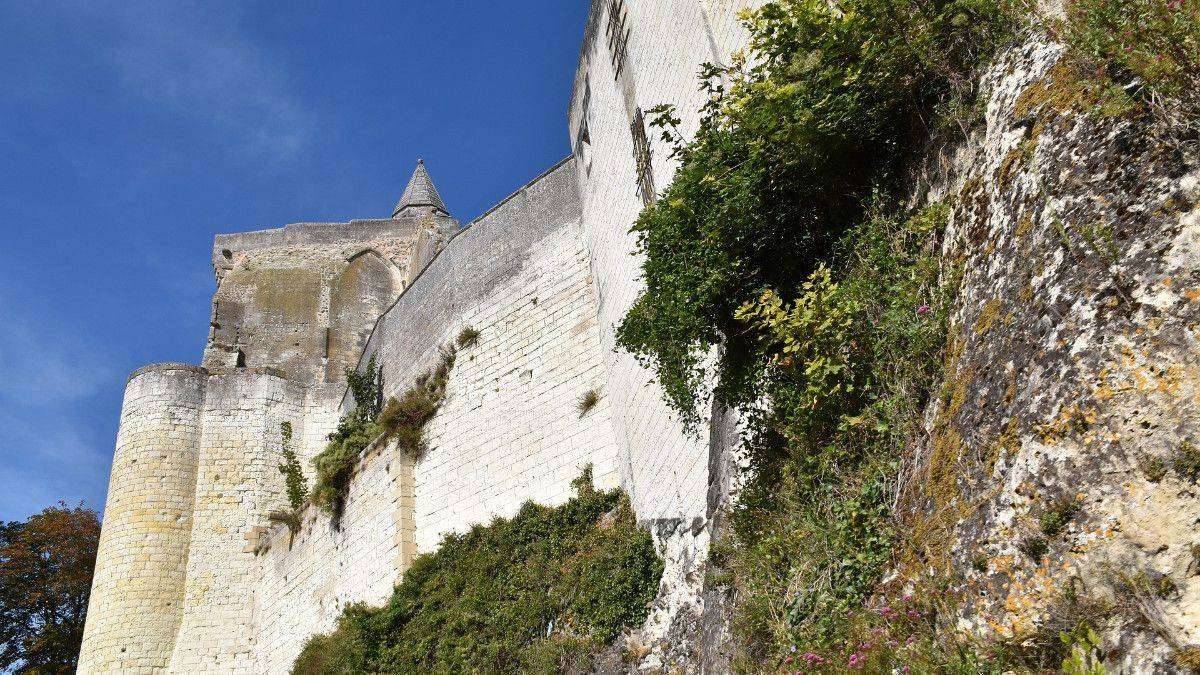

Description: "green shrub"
725 202 954 661
1039 494 1080 537
1140 454 1168 482
1063 0 1199 114
1019 535 1050 560
292 472 662 675
615 0 1014 425
1173 440 1200 482
312 351 455 514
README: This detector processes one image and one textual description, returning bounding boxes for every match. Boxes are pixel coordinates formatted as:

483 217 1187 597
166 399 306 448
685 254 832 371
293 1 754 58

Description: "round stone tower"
78 364 207 674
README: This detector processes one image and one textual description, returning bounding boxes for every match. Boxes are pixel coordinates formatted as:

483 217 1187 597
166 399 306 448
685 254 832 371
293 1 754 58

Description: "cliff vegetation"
618 0 1198 670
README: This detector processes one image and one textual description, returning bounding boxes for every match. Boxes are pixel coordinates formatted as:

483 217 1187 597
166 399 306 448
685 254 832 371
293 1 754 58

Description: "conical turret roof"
393 159 448 217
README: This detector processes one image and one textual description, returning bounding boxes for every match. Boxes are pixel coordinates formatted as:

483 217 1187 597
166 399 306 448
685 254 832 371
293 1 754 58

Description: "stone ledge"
126 363 210 384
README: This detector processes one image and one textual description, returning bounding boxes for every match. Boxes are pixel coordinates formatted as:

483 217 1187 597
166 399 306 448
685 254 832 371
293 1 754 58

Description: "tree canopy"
0 503 100 673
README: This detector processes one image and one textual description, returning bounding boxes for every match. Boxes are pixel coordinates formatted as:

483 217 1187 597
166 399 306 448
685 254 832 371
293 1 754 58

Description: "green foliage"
1039 494 1080 537
992 585 1113 672
1063 0 1199 111
0 503 100 673
313 351 456 514
615 0 1014 425
292 472 662 675
377 347 456 459
346 354 384 423
725 202 954 661
456 326 481 348
1140 454 1168 482
1173 440 1200 481
1019 535 1050 560
277 421 306 512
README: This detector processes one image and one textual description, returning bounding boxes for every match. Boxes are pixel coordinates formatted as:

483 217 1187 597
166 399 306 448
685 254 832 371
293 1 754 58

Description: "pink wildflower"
916 305 931 315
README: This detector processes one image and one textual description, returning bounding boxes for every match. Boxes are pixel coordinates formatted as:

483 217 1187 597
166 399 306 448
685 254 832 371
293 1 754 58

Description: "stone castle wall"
206 214 457 385
568 0 764 522
248 158 623 670
253 437 412 673
166 371 307 672
79 365 205 673
80 2 763 671
79 366 312 674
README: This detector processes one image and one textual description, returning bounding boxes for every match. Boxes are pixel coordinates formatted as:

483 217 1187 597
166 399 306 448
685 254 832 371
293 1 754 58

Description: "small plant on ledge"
270 421 307 535
577 388 601 417
456 326 480 348
378 346 457 459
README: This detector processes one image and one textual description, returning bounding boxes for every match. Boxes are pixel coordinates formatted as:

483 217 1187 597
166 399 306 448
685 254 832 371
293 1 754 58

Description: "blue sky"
0 1 591 522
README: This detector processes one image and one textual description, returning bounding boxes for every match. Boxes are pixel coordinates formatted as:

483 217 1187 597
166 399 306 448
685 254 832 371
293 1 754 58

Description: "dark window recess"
235 350 247 368
575 81 593 174
631 108 655 207
606 0 630 78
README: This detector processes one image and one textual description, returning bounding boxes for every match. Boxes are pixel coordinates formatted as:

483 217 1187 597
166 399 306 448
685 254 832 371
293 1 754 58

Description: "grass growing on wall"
311 348 456 514
292 467 662 674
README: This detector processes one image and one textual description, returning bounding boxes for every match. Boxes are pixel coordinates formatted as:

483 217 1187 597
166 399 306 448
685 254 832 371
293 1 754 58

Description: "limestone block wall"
167 370 307 673
205 215 454 385
359 156 624 549
79 365 206 674
252 440 412 674
241 157 622 671
567 0 764 521
415 220 620 551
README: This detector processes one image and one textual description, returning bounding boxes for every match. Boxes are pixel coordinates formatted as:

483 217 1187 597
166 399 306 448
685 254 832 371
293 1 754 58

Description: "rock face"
908 36 1200 669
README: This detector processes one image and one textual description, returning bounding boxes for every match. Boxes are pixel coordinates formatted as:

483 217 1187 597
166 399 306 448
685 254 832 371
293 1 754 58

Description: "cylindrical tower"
78 364 207 674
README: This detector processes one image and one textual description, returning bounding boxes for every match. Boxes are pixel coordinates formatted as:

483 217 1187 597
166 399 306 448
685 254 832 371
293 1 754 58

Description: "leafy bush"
292 471 662 674
615 0 1014 424
725 202 954 662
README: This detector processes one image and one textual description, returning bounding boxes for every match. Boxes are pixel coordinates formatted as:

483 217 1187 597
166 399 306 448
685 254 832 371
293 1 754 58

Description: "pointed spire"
393 159 448 217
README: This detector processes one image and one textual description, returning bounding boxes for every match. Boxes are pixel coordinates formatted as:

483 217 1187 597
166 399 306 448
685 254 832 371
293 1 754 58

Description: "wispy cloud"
29 0 315 163
0 296 114 407
0 293 114 520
